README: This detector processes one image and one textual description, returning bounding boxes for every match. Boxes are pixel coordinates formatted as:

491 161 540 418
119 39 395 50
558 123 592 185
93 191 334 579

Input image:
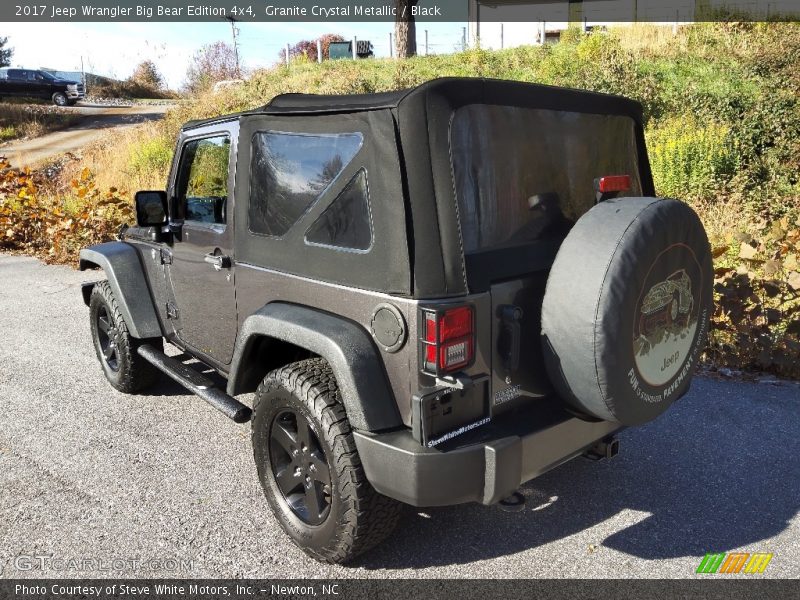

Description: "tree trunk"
394 0 418 58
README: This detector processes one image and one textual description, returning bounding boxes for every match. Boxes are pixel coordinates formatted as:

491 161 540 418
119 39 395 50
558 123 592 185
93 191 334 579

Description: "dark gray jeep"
79 78 713 563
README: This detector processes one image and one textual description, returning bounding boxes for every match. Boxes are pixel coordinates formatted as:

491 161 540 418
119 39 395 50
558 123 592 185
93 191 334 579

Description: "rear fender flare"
79 242 162 339
228 303 402 432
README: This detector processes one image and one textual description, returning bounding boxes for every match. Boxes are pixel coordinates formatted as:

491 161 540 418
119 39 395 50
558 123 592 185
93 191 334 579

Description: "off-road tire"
89 280 161 393
52 92 68 106
251 358 403 564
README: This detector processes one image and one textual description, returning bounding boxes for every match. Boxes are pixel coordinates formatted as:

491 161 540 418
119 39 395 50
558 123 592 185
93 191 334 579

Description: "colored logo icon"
697 552 773 574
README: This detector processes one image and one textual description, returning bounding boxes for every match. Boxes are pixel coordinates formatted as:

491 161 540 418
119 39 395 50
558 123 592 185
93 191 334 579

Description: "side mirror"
135 191 168 227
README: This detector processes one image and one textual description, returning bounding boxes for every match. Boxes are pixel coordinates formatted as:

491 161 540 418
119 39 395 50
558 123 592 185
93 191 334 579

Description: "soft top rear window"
451 105 642 254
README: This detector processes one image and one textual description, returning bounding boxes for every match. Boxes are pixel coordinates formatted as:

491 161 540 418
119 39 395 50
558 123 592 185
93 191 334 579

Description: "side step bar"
137 344 251 423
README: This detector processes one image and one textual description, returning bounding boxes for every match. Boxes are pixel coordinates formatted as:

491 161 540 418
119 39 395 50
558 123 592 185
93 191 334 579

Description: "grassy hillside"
2 22 799 376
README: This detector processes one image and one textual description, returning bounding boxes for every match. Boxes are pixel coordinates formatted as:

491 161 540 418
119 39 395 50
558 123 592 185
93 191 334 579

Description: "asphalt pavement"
0 254 797 579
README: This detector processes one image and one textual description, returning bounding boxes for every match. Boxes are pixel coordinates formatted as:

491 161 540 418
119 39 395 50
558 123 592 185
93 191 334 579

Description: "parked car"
78 77 713 563
0 68 85 105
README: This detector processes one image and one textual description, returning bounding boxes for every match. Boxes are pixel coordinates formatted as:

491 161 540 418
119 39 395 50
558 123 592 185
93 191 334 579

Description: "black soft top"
185 77 652 298
183 77 643 130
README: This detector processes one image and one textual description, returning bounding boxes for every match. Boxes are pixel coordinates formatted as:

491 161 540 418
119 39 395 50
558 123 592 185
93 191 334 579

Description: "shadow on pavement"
355 377 799 569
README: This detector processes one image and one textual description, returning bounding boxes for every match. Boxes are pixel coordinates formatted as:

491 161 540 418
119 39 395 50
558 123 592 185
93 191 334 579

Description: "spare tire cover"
541 197 712 425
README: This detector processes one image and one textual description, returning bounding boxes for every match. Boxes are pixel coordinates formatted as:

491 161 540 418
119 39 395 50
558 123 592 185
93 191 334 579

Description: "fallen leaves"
738 242 759 260
0 157 132 264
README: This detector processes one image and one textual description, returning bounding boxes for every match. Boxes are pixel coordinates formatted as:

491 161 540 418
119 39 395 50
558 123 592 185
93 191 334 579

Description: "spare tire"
541 197 712 426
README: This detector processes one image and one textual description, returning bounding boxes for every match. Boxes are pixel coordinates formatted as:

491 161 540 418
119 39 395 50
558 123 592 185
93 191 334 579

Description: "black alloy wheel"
96 304 120 371
269 408 332 525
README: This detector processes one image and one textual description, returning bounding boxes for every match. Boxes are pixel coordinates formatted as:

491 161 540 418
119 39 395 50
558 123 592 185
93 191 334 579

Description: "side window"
7 70 23 80
249 131 362 237
175 135 231 225
305 169 372 251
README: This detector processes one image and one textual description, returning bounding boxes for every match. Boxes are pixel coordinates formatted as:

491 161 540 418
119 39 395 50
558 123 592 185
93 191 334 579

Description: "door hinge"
160 248 173 265
166 302 179 320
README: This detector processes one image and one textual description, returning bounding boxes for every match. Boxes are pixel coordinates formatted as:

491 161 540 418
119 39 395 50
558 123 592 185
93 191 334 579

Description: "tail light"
420 305 474 376
595 175 631 193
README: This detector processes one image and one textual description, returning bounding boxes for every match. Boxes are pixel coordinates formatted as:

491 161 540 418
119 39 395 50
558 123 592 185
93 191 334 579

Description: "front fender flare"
228 303 402 432
79 242 162 339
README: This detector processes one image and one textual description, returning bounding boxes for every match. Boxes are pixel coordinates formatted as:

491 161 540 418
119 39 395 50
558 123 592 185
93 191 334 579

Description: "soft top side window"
248 131 362 237
175 135 231 225
305 168 372 252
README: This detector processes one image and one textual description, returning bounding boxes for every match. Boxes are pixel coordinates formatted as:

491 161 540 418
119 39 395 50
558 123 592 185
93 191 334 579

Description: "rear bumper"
353 406 621 506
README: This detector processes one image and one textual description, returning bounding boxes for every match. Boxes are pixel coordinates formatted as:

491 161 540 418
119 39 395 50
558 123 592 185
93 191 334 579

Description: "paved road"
0 104 170 168
0 254 797 579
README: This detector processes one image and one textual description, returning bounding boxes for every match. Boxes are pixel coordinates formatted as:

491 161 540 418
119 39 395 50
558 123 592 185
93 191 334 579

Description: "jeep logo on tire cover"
633 243 703 387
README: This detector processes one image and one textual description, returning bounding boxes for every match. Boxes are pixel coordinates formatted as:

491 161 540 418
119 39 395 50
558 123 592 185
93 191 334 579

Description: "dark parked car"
79 78 713 563
0 68 85 105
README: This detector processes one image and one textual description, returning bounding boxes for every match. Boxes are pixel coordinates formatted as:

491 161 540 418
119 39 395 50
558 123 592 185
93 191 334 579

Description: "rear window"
451 105 642 254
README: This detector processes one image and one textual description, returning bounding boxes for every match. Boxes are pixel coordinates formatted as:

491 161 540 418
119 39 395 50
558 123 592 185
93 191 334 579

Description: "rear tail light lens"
440 337 473 371
420 305 474 375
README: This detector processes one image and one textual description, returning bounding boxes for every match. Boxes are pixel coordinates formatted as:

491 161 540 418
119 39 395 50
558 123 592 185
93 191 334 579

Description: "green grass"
0 125 17 141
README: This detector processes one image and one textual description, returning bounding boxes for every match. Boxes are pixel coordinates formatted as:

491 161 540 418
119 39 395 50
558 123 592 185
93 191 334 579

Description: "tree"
184 41 240 92
280 33 345 63
129 60 163 91
0 37 13 67
394 0 419 58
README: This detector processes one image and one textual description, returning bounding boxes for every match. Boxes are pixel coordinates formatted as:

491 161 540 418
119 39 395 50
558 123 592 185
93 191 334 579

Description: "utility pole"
353 36 358 59
424 29 428 55
317 39 322 63
225 16 241 77
462 26 466 51
389 32 393 58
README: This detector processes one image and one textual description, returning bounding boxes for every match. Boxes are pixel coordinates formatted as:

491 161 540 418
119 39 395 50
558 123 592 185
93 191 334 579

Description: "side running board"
137 344 251 423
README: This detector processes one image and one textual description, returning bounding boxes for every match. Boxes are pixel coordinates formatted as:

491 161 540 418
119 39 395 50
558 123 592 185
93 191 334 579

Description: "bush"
128 136 173 180
0 159 131 263
647 117 739 200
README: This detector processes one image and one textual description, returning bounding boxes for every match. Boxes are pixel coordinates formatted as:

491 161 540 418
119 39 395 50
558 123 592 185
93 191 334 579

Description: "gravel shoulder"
0 254 797 579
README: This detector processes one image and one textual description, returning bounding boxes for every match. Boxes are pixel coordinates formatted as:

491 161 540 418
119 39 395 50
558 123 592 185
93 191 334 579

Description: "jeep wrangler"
79 78 713 563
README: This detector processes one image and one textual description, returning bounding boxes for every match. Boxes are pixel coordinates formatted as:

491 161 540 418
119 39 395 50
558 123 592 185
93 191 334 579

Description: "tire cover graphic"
541 197 713 426
634 247 701 386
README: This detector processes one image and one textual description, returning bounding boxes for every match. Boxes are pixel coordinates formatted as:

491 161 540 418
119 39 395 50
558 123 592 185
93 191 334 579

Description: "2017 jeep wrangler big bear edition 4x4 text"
79 78 713 563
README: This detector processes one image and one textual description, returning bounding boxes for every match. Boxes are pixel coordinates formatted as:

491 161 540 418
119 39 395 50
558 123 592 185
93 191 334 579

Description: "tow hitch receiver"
583 436 620 461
